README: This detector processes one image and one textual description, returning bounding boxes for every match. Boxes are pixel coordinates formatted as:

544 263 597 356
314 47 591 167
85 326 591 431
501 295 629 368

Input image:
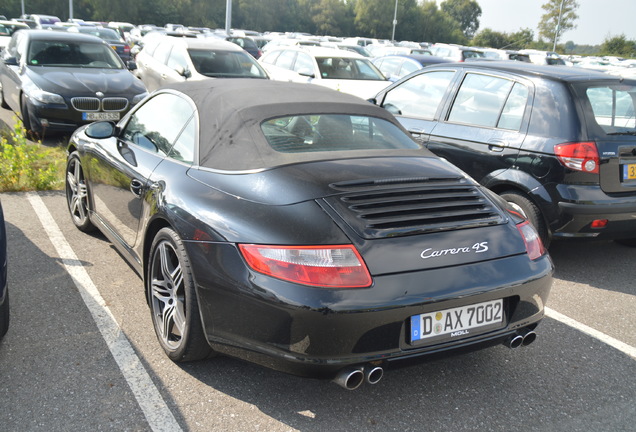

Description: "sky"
474 0 636 46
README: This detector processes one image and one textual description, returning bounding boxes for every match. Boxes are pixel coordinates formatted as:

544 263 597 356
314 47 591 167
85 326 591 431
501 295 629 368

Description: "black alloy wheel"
148 227 212 362
65 152 96 232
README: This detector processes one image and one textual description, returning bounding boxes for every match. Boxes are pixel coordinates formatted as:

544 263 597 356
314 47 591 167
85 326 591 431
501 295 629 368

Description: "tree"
471 29 508 49
440 0 481 39
600 35 636 58
538 0 579 47
354 0 397 39
417 1 467 45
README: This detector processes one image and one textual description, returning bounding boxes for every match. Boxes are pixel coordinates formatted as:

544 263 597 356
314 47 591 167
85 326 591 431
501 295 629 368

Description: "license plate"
82 112 120 121
410 299 504 343
623 164 636 180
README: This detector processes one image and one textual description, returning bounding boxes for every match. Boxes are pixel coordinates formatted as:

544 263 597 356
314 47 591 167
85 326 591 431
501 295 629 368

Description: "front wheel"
65 152 96 232
148 227 213 362
500 190 550 248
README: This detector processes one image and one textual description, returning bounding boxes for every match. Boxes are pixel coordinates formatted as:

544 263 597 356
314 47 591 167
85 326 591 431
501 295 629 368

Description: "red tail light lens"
554 142 599 174
517 221 545 260
239 244 372 288
124 45 131 54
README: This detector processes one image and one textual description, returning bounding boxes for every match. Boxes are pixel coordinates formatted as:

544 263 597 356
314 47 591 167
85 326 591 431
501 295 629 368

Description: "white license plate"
410 299 504 343
82 112 120 121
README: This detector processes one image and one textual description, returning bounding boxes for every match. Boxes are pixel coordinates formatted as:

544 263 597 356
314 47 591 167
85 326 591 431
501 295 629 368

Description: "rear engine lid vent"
323 177 506 239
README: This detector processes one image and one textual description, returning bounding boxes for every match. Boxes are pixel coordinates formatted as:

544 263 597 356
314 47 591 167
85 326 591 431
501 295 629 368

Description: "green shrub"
0 119 65 192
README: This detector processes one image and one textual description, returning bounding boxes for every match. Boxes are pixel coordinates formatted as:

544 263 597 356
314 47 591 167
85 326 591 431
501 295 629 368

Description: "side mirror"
174 65 191 78
85 121 116 139
126 60 137 71
297 68 315 78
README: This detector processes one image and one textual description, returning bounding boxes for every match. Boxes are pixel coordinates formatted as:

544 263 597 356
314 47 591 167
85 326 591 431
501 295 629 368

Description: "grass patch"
0 119 66 192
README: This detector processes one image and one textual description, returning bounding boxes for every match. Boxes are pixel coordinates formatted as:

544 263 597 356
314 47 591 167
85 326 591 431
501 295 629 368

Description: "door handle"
488 140 508 152
130 179 144 197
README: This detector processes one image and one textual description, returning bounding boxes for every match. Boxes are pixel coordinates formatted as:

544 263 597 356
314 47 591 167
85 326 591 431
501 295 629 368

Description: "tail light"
124 45 131 54
517 221 545 260
554 142 599 174
239 244 372 288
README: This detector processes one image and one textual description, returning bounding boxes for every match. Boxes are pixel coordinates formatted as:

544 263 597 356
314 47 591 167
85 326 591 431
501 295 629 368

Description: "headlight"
23 85 66 105
132 92 148 105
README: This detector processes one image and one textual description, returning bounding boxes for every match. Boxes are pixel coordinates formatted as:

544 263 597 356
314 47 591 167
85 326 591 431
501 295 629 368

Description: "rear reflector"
239 244 372 288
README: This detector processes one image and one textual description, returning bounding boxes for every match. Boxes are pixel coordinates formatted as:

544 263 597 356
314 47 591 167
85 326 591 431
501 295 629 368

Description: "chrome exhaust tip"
522 330 537 346
506 334 524 349
363 364 384 385
333 366 364 390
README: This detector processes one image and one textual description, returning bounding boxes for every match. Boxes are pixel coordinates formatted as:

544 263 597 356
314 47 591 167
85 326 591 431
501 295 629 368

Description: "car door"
141 41 173 92
0 31 27 112
376 68 458 144
427 71 532 184
85 92 195 249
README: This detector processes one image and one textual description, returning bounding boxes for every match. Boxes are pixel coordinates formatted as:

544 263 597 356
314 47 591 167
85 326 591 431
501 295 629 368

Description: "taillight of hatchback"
554 142 599 174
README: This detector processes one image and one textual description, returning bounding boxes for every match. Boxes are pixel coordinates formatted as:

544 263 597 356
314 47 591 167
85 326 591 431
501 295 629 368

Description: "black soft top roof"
163 79 425 171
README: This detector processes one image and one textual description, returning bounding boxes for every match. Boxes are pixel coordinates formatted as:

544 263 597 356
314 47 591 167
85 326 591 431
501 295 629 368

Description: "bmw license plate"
623 164 636 180
410 299 504 344
82 112 120 121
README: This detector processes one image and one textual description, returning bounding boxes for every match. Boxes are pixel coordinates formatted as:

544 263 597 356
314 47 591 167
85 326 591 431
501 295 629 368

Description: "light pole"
225 0 232 36
553 0 565 51
391 0 398 42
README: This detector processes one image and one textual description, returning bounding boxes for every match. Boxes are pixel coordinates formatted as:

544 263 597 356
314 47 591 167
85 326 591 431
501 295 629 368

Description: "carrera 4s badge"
420 242 489 259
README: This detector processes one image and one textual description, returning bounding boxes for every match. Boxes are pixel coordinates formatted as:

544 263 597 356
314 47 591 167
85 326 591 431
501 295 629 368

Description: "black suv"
372 61 636 246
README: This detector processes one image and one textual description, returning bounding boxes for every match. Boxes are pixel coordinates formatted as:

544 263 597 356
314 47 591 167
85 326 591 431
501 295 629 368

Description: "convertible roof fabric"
163 79 426 171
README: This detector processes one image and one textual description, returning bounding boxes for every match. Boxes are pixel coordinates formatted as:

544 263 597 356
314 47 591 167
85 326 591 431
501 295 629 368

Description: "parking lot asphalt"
0 110 635 431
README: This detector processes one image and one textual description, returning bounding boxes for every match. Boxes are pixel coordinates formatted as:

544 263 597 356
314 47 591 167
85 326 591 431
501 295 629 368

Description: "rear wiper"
607 130 636 136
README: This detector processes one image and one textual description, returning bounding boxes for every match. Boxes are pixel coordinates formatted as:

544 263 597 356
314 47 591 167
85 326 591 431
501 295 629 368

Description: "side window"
399 60 420 77
447 73 513 128
166 47 187 71
152 42 172 65
169 116 195 163
275 50 296 70
122 93 194 156
498 83 529 130
293 52 313 75
382 70 455 119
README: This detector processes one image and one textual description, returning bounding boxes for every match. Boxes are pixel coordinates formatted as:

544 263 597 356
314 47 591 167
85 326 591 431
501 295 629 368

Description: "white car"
135 36 269 92
260 46 389 99
0 20 29 49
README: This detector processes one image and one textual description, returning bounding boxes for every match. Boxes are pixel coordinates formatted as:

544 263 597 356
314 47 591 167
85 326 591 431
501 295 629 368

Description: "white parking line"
27 192 183 432
545 307 636 360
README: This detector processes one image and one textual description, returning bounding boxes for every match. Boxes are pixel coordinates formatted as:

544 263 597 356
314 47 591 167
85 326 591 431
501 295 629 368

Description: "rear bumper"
189 242 554 378
553 184 636 240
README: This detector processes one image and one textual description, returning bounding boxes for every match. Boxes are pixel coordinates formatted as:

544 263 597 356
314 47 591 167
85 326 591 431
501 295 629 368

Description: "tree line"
2 0 634 56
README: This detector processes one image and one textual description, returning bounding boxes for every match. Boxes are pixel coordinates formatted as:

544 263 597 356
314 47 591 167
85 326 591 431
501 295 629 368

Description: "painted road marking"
27 192 182 432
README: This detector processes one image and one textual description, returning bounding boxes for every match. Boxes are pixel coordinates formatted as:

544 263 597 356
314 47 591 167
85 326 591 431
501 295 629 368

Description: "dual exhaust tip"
334 329 537 390
333 364 383 390
506 329 537 349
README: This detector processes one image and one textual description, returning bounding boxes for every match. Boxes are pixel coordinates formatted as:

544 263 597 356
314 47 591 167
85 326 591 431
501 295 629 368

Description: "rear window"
261 114 421 153
586 85 636 133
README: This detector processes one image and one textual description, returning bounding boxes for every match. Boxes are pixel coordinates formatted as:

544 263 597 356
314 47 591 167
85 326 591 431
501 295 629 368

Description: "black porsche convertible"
65 79 553 390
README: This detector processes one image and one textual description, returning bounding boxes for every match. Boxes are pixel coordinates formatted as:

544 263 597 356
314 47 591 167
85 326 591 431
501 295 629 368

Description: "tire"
0 288 9 340
20 94 37 134
65 152 96 232
500 190 551 248
148 227 213 362
615 238 636 247
0 82 9 109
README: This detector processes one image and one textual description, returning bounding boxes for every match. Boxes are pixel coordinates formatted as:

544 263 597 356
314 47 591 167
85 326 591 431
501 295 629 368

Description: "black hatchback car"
373 62 636 246
0 30 147 135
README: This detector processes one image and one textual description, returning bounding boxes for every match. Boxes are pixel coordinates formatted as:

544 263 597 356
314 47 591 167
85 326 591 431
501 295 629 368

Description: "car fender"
481 168 559 226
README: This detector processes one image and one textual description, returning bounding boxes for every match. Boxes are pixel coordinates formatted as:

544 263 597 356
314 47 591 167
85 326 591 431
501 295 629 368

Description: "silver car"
135 36 269 92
